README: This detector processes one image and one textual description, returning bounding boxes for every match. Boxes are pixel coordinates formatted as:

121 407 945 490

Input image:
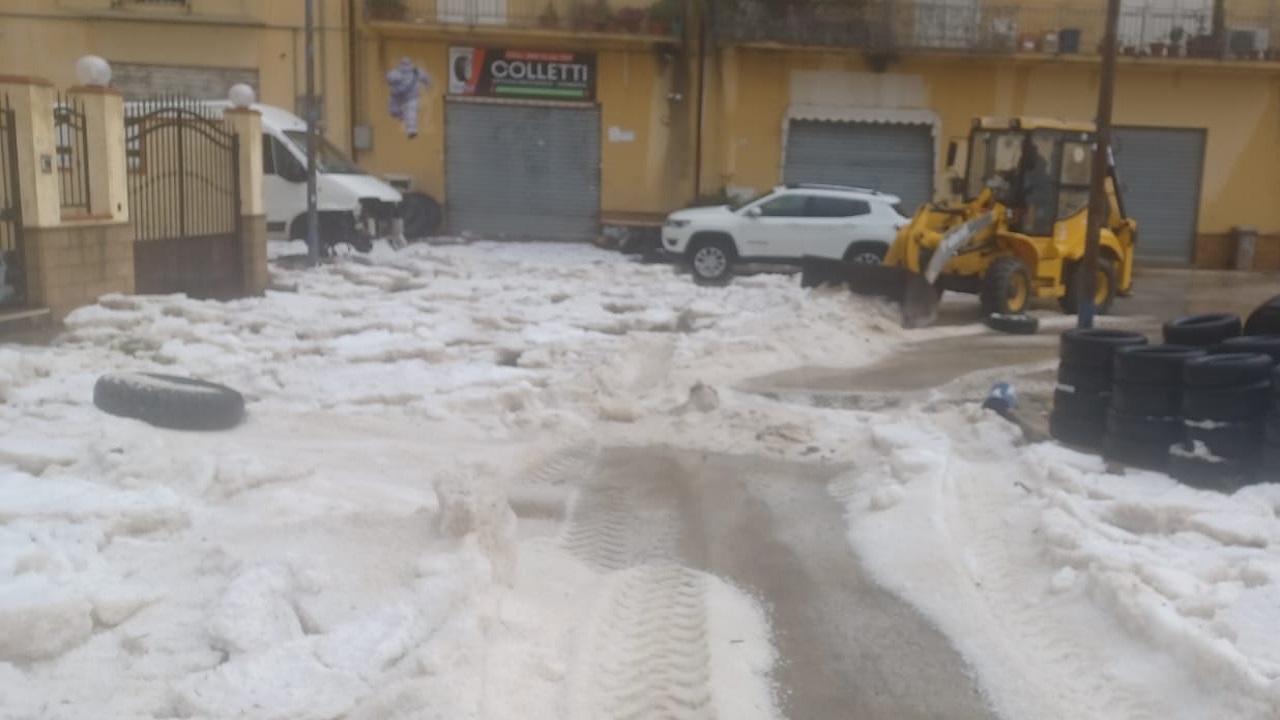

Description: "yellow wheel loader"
801 116 1138 328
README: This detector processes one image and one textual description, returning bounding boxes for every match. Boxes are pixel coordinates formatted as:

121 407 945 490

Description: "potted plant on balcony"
645 0 681 35
615 6 645 33
1167 25 1185 56
538 2 561 29
366 0 407 22
575 0 611 31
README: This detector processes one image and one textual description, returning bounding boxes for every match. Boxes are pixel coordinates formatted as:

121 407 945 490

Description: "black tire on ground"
1049 409 1105 449
1162 313 1242 346
1112 344 1206 386
1264 412 1280 445
1244 294 1280 336
1257 445 1280 482
1053 386 1112 423
842 241 888 265
1102 433 1173 472
1183 419 1264 461
401 191 443 239
980 256 1034 315
1181 380 1272 422
984 313 1040 335
93 372 246 431
1060 328 1149 368
1059 257 1119 316
687 234 736 286
1181 352 1274 388
1212 334 1280 363
1057 361 1113 394
1111 381 1182 418
1167 451 1254 492
1106 409 1183 446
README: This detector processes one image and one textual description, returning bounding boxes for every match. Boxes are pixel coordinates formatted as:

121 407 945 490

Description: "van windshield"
282 130 364 174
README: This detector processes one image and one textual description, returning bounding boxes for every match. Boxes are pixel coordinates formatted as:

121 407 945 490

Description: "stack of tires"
1163 313 1241 347
1051 328 1148 449
1169 352 1274 488
1262 364 1280 479
1102 344 1206 471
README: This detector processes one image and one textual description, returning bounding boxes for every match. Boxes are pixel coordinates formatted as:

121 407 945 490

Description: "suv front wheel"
687 234 736 286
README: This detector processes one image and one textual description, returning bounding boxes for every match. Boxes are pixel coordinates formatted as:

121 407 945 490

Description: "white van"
124 100 404 253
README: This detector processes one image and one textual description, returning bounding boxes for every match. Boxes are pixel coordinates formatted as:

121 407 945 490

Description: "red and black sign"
448 46 596 100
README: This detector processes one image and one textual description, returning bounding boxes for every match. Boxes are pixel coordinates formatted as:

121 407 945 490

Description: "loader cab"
958 122 1096 238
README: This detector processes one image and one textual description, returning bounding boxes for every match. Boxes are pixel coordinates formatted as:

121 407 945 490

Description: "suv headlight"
666 218 690 229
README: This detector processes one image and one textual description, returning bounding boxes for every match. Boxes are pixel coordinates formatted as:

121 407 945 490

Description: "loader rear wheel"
980 256 1033 315
1059 258 1118 315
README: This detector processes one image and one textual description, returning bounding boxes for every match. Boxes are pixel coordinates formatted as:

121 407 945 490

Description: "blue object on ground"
982 382 1018 415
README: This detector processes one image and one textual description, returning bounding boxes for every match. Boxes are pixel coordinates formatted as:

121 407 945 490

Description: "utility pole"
1079 0 1122 329
304 0 320 266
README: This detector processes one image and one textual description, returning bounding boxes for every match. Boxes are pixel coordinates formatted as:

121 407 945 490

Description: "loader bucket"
799 256 940 328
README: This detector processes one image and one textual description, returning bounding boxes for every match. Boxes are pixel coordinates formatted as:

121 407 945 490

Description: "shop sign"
448 46 596 100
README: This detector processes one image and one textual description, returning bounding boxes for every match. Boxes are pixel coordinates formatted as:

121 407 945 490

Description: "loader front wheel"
980 256 1033 315
1059 258 1118 316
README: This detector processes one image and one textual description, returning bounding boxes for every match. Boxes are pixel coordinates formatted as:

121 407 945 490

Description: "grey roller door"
1112 127 1206 265
445 100 600 242
783 120 934 210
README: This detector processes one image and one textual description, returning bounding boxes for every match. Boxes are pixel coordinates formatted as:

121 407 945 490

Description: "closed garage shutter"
783 120 934 210
1112 127 1206 265
445 100 601 242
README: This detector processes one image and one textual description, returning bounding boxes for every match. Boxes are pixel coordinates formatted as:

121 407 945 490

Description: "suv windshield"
282 130 364 174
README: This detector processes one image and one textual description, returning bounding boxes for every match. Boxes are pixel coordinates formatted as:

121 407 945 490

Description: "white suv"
662 184 912 284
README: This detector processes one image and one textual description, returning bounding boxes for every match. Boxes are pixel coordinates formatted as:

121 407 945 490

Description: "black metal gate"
0 93 25 309
126 96 243 299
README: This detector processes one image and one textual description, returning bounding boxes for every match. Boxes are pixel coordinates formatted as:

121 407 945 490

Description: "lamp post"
304 0 319 266
1079 0 1122 328
74 55 112 87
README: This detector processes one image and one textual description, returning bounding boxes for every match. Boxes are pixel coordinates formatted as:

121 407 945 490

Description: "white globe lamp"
74 55 112 87
228 83 256 109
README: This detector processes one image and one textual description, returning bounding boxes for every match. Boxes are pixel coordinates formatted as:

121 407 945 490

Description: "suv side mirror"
946 141 958 169
746 206 762 218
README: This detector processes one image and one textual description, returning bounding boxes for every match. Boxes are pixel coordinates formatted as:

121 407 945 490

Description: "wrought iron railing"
0 93 26 308
53 93 92 215
364 0 685 38
710 0 1280 60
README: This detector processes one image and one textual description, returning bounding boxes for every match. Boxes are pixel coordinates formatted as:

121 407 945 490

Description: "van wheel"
290 214 371 255
402 192 442 240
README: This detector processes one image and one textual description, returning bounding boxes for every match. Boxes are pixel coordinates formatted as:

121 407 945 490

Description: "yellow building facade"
701 47 1280 268
353 0 694 241
0 0 354 154
5 0 1280 268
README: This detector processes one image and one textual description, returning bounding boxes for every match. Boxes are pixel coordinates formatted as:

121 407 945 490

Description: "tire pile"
1050 310 1280 490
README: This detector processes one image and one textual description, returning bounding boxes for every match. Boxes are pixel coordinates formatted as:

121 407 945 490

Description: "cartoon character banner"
448 46 596 101
386 57 433 138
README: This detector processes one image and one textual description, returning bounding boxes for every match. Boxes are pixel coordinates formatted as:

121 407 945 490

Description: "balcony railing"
364 0 684 39
711 0 1280 61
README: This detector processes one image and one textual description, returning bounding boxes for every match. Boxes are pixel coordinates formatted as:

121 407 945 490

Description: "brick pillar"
66 85 129 222
220 106 267 295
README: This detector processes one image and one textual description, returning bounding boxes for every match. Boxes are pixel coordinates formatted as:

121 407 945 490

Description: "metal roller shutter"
1112 126 1206 265
445 100 601 242
783 120 934 210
